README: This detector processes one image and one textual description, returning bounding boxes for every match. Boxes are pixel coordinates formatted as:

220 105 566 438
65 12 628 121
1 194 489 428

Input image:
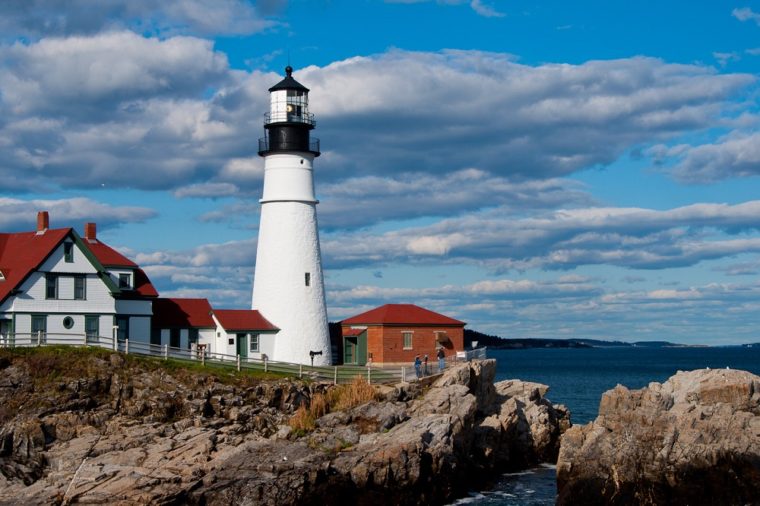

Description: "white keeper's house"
0 211 157 345
0 211 276 361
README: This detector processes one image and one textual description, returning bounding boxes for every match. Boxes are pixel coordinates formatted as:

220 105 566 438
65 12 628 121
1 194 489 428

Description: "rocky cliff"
0 347 569 505
556 368 760 505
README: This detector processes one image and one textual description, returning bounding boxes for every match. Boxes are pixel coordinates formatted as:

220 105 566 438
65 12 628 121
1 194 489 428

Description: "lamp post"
309 350 323 368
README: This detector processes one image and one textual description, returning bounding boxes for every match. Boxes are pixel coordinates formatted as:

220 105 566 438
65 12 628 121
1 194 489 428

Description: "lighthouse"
252 66 331 366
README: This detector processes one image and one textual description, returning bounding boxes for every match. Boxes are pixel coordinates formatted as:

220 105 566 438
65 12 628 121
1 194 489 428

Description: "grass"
0 345 287 386
289 376 378 435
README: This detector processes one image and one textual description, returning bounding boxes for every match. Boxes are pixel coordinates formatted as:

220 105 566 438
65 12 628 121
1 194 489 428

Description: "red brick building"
340 304 465 365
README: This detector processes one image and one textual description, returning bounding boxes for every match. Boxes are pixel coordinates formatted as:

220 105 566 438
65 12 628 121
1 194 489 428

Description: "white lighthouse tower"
252 66 331 366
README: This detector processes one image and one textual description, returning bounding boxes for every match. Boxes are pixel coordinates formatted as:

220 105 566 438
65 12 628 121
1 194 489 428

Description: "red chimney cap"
36 211 49 234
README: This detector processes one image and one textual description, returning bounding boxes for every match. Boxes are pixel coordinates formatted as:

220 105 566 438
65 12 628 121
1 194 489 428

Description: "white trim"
402 330 413 350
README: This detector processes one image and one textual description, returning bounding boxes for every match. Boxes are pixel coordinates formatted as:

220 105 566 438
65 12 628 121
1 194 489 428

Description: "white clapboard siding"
12 273 117 313
40 240 96 274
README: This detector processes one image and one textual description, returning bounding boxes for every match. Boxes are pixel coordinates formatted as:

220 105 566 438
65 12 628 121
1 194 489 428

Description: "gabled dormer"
78 222 157 299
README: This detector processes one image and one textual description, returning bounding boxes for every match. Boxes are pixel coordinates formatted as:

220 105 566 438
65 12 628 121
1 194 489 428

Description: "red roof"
85 239 137 267
0 228 71 304
343 327 366 336
341 304 466 326
152 298 214 328
214 309 278 331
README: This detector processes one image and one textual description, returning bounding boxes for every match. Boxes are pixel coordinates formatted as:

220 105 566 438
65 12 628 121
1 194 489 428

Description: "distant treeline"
463 329 681 349
329 322 682 350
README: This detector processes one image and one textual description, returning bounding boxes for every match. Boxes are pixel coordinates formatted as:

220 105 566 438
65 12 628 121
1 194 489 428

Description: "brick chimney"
85 222 97 241
36 211 49 234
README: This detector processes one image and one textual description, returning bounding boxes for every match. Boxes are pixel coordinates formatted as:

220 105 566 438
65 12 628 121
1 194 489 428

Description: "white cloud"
0 47 754 194
321 200 760 271
660 131 760 182
315 170 591 229
470 0 505 18
173 182 239 198
2 31 229 115
306 52 754 181
384 0 504 18
713 51 740 67
732 7 760 25
327 276 760 343
0 0 279 38
0 197 156 231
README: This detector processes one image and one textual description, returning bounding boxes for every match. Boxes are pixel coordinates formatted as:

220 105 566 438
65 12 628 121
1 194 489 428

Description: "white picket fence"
0 331 486 385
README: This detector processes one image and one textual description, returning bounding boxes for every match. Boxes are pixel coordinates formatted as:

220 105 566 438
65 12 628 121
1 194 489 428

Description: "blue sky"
2 0 760 344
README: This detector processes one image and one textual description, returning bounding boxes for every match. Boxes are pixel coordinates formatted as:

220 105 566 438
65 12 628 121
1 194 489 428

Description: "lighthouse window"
305 272 311 286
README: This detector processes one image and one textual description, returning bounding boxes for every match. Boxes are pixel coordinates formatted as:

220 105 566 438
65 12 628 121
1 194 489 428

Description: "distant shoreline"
463 329 760 350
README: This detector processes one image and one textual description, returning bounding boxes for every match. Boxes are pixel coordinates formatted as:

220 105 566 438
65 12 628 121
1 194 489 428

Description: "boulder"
557 368 760 505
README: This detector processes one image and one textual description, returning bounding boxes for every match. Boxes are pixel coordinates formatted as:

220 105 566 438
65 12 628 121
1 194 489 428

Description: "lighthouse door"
236 333 248 359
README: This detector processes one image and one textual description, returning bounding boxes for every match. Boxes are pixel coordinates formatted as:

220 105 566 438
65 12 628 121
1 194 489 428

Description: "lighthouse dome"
268 66 310 93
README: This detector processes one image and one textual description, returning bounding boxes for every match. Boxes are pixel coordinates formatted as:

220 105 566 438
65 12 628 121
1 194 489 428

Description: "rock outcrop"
557 368 760 505
0 348 569 505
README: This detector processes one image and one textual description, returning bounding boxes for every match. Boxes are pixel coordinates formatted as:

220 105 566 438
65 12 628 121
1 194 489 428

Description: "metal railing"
257 137 320 154
0 332 487 385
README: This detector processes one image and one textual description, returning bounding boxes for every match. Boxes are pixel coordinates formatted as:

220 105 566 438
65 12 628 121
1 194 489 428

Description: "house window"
228 337 234 346
250 333 259 353
402 331 413 350
63 316 74 329
86 316 99 342
119 273 131 289
74 275 86 300
45 274 58 299
305 272 310 286
64 242 74 263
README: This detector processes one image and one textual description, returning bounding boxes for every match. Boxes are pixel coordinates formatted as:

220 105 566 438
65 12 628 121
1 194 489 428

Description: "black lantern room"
258 66 320 157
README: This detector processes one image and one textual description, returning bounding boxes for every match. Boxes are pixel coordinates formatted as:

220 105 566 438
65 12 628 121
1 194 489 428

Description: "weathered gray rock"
557 368 760 506
0 351 569 505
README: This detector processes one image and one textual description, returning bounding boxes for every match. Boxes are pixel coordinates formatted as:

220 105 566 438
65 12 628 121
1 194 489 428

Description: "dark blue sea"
454 346 760 505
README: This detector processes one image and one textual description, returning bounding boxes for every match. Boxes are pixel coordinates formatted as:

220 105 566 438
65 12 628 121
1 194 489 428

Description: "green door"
344 337 356 364
236 333 248 359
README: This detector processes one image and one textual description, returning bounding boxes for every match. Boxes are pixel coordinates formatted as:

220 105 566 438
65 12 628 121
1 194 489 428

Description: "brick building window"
402 331 413 350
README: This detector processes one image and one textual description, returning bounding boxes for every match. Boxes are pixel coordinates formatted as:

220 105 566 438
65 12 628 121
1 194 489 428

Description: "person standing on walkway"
437 347 445 371
423 354 429 376
414 355 422 378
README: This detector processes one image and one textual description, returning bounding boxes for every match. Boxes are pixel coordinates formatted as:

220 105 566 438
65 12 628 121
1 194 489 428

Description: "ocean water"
456 346 760 505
